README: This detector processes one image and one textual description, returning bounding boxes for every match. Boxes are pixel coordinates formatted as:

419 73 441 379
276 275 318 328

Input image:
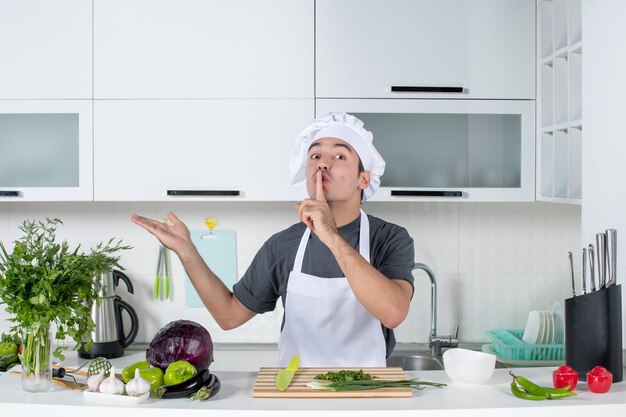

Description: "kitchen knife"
275 355 300 392
582 248 588 294
596 233 607 289
606 229 617 287
568 251 576 298
589 244 597 292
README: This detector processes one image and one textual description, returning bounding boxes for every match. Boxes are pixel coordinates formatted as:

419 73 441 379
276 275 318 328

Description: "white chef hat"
289 112 385 201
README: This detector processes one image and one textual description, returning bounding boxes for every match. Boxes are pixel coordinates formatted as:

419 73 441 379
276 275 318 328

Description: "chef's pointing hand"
131 211 197 262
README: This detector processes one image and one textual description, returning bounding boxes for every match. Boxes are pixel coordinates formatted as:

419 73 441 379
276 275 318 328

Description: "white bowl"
442 348 496 384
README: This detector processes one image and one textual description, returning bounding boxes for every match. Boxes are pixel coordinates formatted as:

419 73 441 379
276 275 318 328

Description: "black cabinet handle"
391 86 464 93
391 190 463 197
167 190 240 196
0 191 20 197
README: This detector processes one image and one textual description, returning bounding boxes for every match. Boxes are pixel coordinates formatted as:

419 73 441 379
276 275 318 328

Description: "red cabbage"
146 320 213 370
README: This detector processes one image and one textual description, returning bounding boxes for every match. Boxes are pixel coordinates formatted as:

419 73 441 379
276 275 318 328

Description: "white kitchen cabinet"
93 100 313 201
0 100 93 201
316 0 535 100
0 0 91 99
93 0 313 99
317 99 535 202
537 0 582 204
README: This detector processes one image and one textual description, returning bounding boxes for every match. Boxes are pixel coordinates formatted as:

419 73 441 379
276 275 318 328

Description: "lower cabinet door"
94 99 313 201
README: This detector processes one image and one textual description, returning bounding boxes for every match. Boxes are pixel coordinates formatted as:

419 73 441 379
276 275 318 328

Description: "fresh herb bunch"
315 369 375 382
0 218 131 360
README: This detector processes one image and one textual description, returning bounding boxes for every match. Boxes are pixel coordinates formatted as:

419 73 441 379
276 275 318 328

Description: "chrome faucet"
413 263 459 356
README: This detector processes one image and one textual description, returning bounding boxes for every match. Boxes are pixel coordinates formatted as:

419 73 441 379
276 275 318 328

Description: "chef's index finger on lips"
316 170 326 202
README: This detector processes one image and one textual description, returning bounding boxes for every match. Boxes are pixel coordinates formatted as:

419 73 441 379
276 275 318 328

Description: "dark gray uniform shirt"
233 213 415 357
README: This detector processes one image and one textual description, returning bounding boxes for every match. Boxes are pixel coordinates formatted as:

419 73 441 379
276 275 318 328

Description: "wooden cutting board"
252 367 412 398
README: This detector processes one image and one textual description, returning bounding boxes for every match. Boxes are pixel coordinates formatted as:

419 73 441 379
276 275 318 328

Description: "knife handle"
596 233 607 289
582 248 588 294
589 244 597 292
568 251 576 298
606 229 617 287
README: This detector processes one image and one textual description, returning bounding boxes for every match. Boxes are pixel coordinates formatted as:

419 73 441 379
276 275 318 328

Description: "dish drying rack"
485 329 565 361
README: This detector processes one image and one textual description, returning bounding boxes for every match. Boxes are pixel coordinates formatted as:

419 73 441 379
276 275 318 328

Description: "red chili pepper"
587 366 613 393
553 365 578 391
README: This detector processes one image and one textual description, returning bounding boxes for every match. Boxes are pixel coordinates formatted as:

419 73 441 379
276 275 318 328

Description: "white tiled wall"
0 201 580 345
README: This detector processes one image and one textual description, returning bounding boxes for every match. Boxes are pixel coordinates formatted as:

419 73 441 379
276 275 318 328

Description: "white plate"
481 344 565 367
522 311 542 344
546 311 555 344
538 311 548 344
552 301 565 344
83 390 150 404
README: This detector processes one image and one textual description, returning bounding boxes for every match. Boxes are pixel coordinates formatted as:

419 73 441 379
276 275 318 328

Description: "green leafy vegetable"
315 369 375 382
307 378 446 391
0 218 131 361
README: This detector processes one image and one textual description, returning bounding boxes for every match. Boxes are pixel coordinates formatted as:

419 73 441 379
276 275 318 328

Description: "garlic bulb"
98 366 125 395
87 369 105 392
125 368 151 397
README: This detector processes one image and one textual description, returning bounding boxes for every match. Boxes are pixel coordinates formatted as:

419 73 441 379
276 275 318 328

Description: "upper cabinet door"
93 99 312 201
316 0 535 100
0 100 93 201
94 0 314 99
0 0 92 99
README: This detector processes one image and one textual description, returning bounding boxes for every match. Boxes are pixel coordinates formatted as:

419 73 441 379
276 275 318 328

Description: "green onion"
307 378 446 391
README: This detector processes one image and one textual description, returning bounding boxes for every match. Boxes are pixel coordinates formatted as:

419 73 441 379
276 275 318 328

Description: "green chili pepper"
510 380 548 400
509 372 576 400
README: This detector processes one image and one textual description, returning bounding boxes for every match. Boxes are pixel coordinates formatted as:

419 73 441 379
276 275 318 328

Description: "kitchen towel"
185 229 237 308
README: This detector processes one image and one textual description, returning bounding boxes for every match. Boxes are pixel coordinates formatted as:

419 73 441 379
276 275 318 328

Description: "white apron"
277 210 387 367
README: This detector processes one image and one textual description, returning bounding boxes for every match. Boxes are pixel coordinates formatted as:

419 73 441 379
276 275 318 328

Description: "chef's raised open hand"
295 171 338 244
131 211 196 262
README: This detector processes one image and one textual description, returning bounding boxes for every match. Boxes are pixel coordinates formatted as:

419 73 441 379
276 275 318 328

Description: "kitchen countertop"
2 349 626 417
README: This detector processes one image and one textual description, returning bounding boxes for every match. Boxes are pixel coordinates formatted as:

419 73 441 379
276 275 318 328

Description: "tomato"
163 360 197 385
553 365 578 391
587 366 612 393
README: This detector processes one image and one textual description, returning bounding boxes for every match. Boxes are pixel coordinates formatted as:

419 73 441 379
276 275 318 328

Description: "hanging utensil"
164 247 171 299
589 244 597 292
154 245 164 300
153 245 171 301
582 248 588 295
596 233 607 289
568 251 576 298
606 229 617 287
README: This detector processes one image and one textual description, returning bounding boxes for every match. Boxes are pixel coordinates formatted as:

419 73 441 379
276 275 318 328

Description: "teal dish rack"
485 329 565 361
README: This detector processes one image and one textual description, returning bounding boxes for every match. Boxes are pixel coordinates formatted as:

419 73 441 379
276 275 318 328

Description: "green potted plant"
0 218 130 392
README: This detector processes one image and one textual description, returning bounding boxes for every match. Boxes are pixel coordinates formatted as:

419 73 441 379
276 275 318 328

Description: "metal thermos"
78 270 139 359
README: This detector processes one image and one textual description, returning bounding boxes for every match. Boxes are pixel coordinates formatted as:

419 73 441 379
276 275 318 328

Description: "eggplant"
151 368 220 399
190 374 221 401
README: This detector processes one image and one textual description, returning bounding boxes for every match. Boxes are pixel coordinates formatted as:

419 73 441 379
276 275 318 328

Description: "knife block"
564 285 622 382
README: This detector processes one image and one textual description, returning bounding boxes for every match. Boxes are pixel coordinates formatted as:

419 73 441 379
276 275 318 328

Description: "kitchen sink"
386 352 444 371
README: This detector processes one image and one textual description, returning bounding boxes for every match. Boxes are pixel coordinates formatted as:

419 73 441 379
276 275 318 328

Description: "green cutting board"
185 229 237 307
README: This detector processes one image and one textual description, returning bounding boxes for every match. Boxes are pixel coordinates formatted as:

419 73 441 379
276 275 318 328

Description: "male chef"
131 112 415 367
